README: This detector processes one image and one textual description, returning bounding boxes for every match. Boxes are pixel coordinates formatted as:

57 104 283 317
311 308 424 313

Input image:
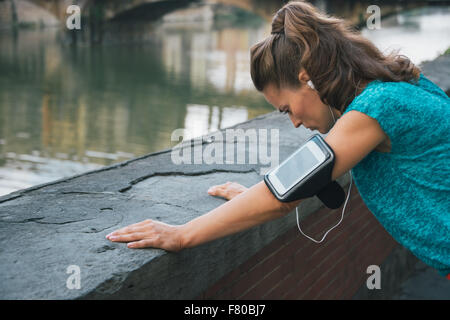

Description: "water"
0 2 449 197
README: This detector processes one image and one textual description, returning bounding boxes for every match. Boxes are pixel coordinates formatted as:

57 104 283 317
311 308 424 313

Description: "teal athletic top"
342 73 450 277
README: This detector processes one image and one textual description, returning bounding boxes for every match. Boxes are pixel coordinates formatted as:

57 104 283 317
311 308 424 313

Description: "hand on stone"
207 181 249 200
106 219 184 251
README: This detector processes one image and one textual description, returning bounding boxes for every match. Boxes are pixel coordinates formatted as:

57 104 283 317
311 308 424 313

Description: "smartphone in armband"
264 134 342 207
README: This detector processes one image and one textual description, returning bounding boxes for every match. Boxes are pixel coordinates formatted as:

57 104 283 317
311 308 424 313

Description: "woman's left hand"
106 219 184 252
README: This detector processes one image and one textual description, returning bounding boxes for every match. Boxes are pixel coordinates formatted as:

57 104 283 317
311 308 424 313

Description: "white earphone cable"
295 170 352 243
294 100 353 243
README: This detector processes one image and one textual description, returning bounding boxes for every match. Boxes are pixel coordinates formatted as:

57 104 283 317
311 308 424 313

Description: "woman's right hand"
207 181 248 200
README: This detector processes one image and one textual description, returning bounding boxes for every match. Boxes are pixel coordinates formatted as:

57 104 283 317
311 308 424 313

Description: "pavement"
392 260 450 300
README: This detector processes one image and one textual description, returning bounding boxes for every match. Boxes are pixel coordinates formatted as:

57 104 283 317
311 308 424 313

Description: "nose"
289 115 302 128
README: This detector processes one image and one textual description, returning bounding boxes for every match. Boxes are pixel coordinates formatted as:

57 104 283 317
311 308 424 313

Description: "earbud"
307 80 315 90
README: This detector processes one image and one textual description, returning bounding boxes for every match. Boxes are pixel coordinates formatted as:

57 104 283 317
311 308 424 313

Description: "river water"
0 1 449 196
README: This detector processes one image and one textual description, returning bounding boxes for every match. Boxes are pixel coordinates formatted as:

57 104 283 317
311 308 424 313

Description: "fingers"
208 181 236 197
105 219 182 251
208 181 230 195
106 219 150 238
106 220 163 249
107 232 146 243
207 185 220 196
208 181 247 200
127 239 155 249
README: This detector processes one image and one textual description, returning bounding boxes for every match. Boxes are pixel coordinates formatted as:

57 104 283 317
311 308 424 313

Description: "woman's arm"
106 109 388 251
180 181 301 249
178 110 389 249
106 181 300 251
325 110 388 181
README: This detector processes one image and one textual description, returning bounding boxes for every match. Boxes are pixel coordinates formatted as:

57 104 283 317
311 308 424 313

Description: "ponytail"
250 1 421 112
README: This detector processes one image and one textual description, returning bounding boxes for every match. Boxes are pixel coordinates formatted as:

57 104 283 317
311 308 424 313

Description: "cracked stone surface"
0 57 448 299
1 110 329 299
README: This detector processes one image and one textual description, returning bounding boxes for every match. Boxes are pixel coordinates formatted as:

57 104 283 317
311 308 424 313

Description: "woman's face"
262 82 340 134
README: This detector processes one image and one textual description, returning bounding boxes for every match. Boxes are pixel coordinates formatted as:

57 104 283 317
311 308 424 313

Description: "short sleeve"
343 83 411 153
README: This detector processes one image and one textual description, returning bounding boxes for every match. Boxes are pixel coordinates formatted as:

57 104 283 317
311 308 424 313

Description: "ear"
298 68 310 84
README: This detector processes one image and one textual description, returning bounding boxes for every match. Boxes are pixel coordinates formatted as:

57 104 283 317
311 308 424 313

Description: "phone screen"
274 145 323 190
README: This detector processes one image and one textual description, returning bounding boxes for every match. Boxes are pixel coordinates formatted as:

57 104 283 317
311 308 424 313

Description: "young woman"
106 1 450 279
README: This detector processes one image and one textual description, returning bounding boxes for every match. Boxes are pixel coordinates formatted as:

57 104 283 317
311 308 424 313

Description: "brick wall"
197 185 398 300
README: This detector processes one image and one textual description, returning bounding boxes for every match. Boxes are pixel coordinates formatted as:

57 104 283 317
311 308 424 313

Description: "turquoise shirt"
342 73 450 277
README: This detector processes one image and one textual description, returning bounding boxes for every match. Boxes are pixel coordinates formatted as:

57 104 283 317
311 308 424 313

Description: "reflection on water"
0 1 449 196
362 6 450 64
0 9 271 196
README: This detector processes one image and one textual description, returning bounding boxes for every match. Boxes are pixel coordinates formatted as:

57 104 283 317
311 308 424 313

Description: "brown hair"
250 0 421 113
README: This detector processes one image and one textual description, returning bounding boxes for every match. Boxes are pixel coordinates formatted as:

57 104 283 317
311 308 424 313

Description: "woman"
106 1 450 278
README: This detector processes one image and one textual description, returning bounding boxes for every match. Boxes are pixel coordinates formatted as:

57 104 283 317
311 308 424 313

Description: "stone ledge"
419 51 450 95
0 109 346 299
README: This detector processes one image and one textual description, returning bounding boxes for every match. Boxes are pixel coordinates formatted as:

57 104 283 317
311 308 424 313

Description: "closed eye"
279 106 289 114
